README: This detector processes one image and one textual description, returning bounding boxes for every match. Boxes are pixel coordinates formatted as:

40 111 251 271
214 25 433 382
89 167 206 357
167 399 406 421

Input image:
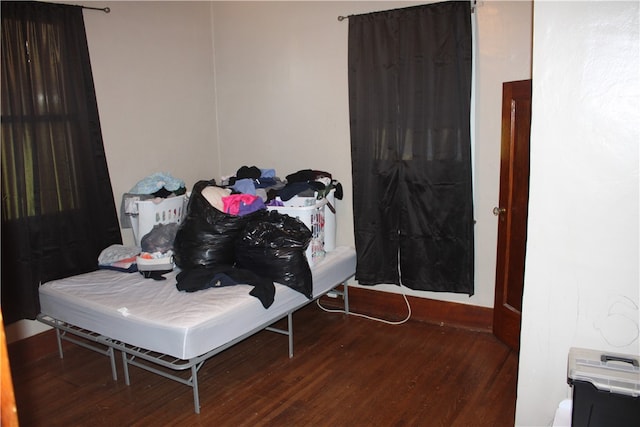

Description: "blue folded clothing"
129 172 185 195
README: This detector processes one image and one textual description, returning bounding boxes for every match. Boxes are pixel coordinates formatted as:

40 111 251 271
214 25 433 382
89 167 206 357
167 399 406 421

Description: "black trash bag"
235 210 313 298
173 180 267 269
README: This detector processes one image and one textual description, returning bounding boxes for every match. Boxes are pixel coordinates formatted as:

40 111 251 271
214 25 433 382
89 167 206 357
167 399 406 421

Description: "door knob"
493 207 506 216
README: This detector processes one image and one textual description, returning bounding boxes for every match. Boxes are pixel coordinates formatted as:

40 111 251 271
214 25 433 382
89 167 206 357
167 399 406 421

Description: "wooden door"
1 309 19 426
492 79 532 351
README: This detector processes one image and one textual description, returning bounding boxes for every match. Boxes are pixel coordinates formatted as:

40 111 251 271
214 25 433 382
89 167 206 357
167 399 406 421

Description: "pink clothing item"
222 194 262 216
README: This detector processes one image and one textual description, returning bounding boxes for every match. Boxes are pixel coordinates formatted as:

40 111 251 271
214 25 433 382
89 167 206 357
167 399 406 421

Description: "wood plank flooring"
8 303 517 426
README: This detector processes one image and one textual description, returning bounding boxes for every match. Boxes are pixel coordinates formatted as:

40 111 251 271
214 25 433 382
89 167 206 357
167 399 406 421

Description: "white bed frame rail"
36 315 119 382
36 282 349 414
113 310 297 414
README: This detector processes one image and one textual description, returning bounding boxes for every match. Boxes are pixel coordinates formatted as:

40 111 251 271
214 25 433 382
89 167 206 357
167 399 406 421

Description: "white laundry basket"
129 195 186 247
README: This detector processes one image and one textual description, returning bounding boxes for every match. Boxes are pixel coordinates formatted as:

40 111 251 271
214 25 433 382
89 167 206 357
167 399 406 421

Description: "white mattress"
39 246 356 360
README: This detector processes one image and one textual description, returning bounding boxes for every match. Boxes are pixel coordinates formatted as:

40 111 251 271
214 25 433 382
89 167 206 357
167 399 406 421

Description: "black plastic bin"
567 347 640 427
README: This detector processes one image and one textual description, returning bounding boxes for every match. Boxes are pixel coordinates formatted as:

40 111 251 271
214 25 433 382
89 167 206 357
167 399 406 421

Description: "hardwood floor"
8 303 517 426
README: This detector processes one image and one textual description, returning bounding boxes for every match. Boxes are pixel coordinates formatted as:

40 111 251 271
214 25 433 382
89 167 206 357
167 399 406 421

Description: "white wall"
473 0 533 306
84 0 220 248
6 0 533 347
516 1 640 425
211 0 533 308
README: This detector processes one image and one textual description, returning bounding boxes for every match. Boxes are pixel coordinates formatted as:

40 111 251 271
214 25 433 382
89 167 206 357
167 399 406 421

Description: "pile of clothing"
221 166 343 212
120 172 187 229
99 167 344 306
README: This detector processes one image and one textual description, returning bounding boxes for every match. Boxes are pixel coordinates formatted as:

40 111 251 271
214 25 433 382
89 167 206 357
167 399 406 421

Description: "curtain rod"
79 4 110 13
338 0 477 21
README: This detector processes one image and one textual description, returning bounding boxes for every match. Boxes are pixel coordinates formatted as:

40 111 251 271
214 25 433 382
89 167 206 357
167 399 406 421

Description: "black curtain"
1 1 122 324
348 1 474 295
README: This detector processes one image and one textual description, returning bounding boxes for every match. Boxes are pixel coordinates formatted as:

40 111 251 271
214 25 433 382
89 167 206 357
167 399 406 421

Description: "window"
1 1 121 324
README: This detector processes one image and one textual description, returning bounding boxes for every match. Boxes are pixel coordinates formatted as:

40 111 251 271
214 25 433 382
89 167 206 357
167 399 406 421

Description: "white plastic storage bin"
267 197 328 267
129 195 186 246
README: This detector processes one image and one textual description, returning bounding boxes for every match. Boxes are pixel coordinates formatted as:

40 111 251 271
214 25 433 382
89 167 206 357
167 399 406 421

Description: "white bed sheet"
39 246 356 360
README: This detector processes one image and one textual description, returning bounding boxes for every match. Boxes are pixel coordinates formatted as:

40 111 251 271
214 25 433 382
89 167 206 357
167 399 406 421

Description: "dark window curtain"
348 1 474 295
1 1 122 324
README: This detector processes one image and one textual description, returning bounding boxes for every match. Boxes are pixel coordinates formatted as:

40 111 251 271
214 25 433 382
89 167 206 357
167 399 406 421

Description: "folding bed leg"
288 312 294 359
191 364 200 414
107 347 118 381
122 351 131 386
344 282 350 314
55 327 64 359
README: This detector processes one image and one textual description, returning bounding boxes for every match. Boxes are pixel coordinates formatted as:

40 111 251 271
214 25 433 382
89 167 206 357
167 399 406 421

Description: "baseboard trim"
320 285 493 332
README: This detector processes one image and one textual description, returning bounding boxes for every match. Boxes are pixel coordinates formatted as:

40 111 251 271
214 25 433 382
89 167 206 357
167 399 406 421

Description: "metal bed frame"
37 283 349 414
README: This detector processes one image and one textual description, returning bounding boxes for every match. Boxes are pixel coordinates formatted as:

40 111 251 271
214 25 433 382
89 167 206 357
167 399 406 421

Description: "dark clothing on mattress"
176 267 275 308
